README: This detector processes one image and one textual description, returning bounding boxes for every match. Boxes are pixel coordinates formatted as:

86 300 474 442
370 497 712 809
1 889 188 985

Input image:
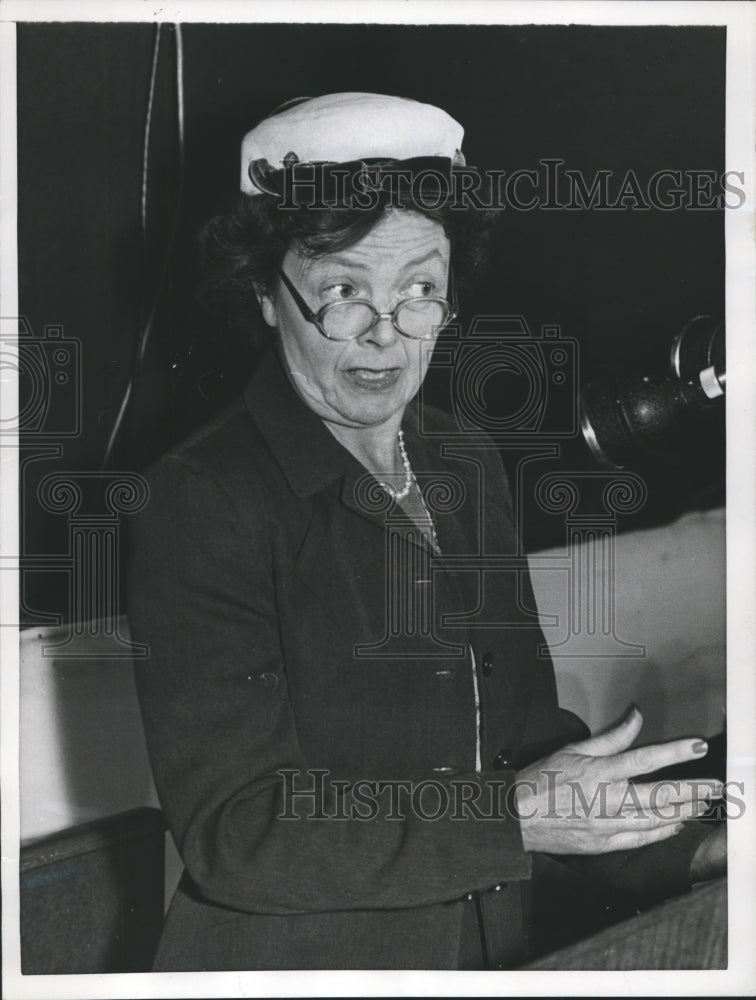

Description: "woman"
128 93 723 971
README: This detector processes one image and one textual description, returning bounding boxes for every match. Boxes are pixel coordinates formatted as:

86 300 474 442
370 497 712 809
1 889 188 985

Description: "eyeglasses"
276 267 457 341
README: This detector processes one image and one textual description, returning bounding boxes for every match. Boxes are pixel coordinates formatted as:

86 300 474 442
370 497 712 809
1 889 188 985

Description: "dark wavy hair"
198 187 496 337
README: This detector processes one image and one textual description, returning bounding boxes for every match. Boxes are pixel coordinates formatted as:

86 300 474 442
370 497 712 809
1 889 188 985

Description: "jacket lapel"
243 346 346 498
244 346 453 555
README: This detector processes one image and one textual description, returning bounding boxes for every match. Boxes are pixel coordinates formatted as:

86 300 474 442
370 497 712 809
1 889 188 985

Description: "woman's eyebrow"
398 250 447 272
308 249 447 274
309 255 370 272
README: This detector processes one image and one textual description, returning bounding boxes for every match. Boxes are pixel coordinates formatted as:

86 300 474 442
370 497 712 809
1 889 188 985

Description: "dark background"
17 22 726 623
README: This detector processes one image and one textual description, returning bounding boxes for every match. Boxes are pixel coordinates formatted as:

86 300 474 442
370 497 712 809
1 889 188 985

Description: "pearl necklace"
379 430 441 554
377 428 413 501
409 465 441 554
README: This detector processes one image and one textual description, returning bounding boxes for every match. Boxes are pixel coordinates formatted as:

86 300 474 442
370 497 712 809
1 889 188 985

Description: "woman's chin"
329 380 413 427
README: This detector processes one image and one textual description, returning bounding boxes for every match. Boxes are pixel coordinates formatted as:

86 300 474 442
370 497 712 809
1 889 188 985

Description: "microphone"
580 316 725 470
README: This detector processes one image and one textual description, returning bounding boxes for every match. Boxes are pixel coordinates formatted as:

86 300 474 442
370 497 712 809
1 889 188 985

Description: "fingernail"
628 703 640 718
692 740 708 755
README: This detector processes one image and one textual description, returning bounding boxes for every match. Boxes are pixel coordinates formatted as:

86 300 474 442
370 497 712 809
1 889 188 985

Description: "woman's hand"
514 706 723 855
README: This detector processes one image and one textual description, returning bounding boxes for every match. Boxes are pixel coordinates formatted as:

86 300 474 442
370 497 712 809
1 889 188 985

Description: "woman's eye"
322 282 359 302
406 281 437 298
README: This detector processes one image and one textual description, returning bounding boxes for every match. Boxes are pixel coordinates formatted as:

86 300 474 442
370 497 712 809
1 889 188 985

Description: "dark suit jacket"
127 346 703 970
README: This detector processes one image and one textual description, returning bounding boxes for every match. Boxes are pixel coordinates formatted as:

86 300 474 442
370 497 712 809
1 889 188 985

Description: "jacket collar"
243 345 445 551
244 344 426 495
244 345 350 498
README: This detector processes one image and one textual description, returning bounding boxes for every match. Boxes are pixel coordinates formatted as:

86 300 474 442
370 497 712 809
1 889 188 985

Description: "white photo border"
1 1 754 997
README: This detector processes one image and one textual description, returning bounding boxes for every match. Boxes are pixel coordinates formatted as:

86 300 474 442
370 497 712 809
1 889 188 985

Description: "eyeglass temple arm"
448 261 459 317
276 267 319 321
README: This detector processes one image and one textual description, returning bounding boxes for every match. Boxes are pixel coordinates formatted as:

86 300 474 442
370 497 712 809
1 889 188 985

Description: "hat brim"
246 155 472 208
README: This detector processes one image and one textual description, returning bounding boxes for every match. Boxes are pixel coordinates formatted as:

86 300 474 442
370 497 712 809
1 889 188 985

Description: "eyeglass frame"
274 264 458 341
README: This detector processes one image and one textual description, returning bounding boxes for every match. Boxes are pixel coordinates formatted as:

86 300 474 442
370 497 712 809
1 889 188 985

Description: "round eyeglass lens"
395 299 447 338
321 299 448 340
321 302 376 340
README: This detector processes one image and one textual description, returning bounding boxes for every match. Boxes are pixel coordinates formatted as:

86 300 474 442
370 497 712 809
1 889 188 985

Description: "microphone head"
580 375 688 469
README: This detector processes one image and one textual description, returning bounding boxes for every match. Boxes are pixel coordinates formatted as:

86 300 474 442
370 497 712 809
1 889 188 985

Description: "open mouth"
344 367 401 391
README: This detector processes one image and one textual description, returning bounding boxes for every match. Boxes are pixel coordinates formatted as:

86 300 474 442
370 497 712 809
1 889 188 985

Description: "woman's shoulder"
140 394 284 515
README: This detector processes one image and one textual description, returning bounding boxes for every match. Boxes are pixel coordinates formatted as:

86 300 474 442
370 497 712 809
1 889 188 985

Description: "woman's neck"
324 413 405 477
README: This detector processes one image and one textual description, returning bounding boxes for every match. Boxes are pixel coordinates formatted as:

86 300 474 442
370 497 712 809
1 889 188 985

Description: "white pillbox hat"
240 92 465 195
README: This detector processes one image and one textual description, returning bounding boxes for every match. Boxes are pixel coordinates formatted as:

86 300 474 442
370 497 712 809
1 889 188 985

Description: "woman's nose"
363 313 400 347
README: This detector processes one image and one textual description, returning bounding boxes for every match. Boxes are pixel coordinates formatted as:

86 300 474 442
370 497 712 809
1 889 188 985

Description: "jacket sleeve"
128 455 532 917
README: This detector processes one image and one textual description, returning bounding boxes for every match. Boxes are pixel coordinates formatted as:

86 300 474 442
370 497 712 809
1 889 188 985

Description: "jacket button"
493 747 512 769
481 652 494 676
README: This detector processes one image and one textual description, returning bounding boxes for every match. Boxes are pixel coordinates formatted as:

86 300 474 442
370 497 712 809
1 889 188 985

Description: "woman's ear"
258 290 278 329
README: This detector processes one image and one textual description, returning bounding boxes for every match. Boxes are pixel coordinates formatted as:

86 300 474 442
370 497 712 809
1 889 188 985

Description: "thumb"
577 704 643 758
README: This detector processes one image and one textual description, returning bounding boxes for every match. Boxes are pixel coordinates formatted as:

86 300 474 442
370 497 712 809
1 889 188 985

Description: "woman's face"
260 210 451 430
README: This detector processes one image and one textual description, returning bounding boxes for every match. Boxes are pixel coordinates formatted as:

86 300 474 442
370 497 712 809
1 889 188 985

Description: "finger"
614 797 716 825
565 778 723 827
605 737 710 781
631 778 724 814
576 704 643 758
600 822 684 853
